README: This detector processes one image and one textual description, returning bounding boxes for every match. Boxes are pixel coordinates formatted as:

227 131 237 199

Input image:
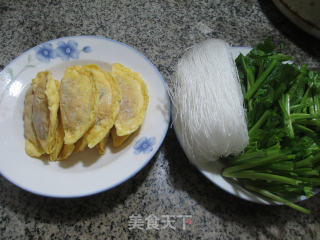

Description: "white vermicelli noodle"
170 39 248 164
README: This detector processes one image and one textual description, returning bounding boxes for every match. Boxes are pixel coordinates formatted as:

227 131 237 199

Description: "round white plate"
0 36 170 198
173 47 281 205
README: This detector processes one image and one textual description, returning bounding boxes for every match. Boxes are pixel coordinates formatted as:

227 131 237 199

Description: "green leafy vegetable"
223 38 320 213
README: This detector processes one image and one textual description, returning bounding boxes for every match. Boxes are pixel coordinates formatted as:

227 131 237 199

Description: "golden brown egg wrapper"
57 144 75 160
24 87 45 157
111 127 130 147
24 64 148 160
49 110 65 161
50 111 75 161
74 64 121 153
31 71 59 154
83 65 121 148
111 63 148 147
74 136 88 153
60 65 99 145
96 132 110 155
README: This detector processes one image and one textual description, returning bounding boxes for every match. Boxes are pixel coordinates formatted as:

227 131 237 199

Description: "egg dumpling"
111 63 148 146
31 71 59 154
23 87 45 157
24 63 148 160
60 65 99 145
83 65 121 149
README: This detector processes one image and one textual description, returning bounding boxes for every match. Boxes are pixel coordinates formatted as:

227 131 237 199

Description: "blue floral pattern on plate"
34 40 92 63
35 43 56 63
56 40 80 61
82 46 92 53
134 137 156 155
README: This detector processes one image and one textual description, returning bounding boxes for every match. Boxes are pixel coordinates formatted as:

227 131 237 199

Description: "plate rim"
272 0 320 39
0 35 171 198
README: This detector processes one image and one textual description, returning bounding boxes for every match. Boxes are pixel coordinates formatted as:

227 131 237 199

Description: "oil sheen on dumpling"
23 87 45 157
111 63 148 145
31 71 59 154
60 65 98 145
84 65 121 148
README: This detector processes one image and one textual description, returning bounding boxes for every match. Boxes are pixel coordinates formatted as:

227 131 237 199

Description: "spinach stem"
244 184 310 214
248 110 270 137
245 59 278 100
223 171 301 185
223 153 294 174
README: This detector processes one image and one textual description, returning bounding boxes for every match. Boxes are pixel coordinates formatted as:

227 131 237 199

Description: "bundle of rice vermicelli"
170 39 248 165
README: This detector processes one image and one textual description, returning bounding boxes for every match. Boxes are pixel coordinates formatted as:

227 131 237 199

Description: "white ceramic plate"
0 36 170 198
173 47 284 204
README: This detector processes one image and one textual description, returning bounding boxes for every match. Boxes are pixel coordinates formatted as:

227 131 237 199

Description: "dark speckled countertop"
0 0 320 239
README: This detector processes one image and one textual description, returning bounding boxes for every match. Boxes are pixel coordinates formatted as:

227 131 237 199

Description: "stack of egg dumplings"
23 64 149 161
